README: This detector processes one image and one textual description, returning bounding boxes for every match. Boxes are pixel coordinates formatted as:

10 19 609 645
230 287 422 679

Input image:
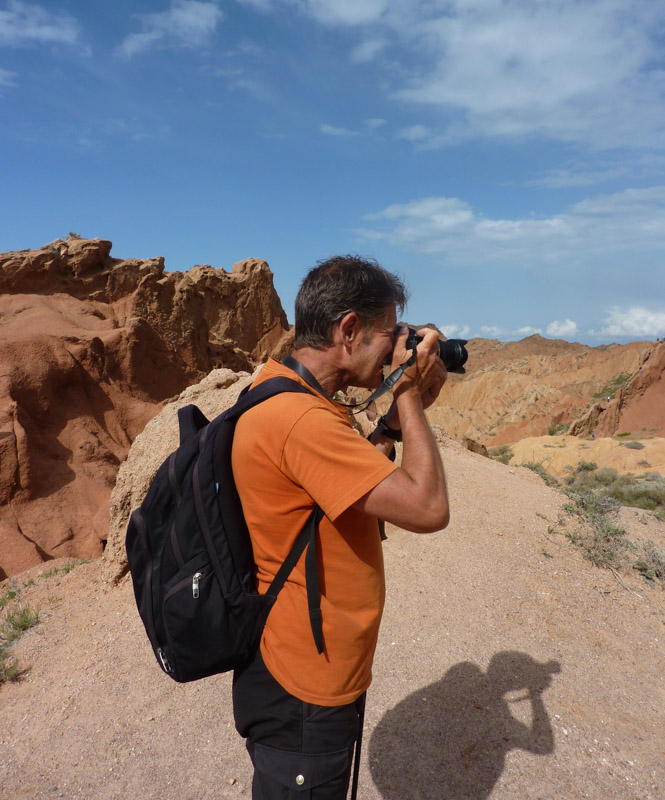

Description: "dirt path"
2 441 664 800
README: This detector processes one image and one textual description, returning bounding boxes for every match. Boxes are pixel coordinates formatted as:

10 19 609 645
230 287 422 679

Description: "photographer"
231 255 449 799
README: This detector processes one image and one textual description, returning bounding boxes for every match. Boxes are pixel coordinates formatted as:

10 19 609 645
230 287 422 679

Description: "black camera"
398 326 468 374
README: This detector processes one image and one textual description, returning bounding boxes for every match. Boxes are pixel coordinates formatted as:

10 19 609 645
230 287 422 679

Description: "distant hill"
427 334 665 445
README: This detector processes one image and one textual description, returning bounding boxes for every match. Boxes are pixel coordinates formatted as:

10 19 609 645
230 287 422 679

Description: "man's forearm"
395 388 448 523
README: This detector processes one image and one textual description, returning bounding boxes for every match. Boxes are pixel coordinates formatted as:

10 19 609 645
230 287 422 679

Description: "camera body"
398 326 468 374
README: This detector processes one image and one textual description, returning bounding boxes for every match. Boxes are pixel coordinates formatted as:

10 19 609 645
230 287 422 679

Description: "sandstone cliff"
0 238 290 579
427 334 663 445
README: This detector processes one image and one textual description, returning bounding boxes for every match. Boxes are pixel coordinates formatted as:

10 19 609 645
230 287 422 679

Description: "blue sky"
1 0 665 345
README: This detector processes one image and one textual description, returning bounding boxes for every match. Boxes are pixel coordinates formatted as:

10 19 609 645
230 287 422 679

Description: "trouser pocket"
252 743 353 800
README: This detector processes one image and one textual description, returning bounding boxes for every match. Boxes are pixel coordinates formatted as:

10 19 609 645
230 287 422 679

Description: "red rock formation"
569 340 665 438
427 334 659 446
0 238 289 579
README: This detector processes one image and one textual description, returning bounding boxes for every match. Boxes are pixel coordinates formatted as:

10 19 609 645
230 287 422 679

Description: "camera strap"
282 352 416 411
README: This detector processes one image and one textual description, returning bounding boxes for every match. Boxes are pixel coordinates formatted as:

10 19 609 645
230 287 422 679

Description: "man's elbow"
412 498 449 533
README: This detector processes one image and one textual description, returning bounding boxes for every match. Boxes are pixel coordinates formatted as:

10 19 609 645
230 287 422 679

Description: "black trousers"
233 650 365 799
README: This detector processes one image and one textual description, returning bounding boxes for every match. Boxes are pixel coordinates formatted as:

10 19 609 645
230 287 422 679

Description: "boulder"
103 368 254 584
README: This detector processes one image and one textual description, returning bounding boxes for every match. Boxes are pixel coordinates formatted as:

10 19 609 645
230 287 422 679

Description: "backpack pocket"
161 558 225 681
160 556 270 682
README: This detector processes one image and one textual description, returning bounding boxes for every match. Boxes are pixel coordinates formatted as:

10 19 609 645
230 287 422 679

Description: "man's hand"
391 326 447 410
357 327 450 532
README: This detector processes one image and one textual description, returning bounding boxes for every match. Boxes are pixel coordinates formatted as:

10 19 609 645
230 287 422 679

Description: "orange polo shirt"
231 358 397 706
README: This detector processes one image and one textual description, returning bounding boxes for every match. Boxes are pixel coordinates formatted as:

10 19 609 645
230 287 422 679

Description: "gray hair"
294 255 408 349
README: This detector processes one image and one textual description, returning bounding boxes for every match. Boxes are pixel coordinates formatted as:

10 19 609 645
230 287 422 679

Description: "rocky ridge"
1 237 664 580
427 334 664 446
0 238 290 579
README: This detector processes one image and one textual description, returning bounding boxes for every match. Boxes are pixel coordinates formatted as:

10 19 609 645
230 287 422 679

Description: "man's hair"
294 255 408 349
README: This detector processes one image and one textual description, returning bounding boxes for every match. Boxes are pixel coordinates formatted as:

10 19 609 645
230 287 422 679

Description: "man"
231 255 449 799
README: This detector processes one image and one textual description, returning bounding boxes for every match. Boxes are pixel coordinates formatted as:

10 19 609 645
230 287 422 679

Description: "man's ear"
337 311 360 348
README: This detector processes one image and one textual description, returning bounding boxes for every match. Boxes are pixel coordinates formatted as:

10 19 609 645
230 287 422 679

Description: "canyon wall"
0 238 290 579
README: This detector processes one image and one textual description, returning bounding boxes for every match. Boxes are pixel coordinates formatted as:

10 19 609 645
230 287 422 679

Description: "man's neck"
289 347 349 396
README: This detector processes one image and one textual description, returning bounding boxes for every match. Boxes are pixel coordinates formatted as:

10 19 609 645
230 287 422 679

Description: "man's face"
352 306 398 389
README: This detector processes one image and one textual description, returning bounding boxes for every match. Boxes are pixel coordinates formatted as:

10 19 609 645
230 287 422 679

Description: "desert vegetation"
522 459 665 585
592 373 631 400
0 559 88 683
0 602 39 683
489 444 514 464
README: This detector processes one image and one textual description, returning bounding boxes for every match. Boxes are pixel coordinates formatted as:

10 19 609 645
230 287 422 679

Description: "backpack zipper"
163 569 207 605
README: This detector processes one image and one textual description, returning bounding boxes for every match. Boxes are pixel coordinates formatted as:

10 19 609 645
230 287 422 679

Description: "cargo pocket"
253 742 352 799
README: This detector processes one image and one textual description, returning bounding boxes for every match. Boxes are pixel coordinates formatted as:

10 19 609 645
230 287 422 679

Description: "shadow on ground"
369 651 560 800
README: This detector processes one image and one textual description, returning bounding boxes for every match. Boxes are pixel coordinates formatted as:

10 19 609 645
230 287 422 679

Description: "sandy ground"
508 435 665 479
1 440 664 800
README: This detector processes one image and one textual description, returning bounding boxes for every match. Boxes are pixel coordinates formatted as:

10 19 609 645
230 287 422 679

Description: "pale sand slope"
509 435 665 479
1 439 664 800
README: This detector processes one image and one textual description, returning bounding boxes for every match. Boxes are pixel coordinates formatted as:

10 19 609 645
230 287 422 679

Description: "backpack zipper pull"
192 572 202 599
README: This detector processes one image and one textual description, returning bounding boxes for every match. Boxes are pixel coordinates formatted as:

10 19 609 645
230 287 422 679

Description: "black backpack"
125 377 325 683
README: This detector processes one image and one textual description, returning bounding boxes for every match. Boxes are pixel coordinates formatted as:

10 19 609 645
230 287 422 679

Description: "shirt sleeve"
280 405 398 521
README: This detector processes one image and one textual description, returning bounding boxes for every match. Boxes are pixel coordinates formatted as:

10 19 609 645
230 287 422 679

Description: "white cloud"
235 2 665 150
546 319 578 338
364 117 386 130
528 166 630 189
320 123 358 136
438 323 471 340
0 0 81 47
391 0 665 150
350 38 386 64
238 0 388 26
305 0 388 27
358 186 665 266
479 325 506 338
0 66 17 86
211 65 276 103
233 2 665 150
396 124 431 142
235 0 273 10
517 326 543 336
592 307 665 338
118 0 223 58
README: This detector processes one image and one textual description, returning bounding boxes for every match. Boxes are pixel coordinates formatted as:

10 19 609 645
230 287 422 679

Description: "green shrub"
521 461 559 487
0 606 40 684
565 467 665 515
0 649 20 683
562 488 629 569
633 540 665 582
547 422 569 436
592 467 619 486
2 608 40 645
0 590 17 610
42 559 87 579
576 460 598 472
600 473 664 510
644 472 663 481
489 444 513 465
593 374 631 400
623 441 645 450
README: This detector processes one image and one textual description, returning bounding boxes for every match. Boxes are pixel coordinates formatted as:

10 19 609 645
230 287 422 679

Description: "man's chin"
364 373 384 390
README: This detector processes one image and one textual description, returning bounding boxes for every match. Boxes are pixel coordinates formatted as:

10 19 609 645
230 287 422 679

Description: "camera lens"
439 339 468 373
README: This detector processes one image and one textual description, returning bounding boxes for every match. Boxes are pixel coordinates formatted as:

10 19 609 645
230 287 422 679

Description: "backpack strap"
225 376 314 421
262 505 326 654
178 404 211 443
304 506 325 653
230 377 326 654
